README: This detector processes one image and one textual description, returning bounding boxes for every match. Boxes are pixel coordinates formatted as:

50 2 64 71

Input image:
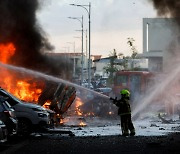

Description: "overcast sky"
37 0 157 57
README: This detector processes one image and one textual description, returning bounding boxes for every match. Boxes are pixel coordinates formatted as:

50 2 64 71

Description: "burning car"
0 66 76 127
0 0 76 129
0 87 50 135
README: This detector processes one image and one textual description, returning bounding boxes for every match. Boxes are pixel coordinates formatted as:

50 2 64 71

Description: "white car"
81 82 94 89
0 88 50 135
0 120 7 143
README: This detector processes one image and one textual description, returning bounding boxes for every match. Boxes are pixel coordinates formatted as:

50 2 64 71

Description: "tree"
103 49 118 85
127 37 139 70
127 37 138 58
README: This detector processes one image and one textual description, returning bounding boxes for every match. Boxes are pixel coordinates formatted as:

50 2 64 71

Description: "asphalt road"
1 132 180 154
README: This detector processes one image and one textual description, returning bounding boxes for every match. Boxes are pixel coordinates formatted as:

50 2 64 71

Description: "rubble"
158 113 173 124
150 124 159 127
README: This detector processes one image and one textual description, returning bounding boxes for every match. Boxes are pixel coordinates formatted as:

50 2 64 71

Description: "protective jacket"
114 97 131 116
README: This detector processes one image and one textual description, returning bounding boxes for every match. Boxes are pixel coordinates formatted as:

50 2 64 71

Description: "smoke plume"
0 0 72 79
150 0 180 25
149 0 180 66
132 0 180 118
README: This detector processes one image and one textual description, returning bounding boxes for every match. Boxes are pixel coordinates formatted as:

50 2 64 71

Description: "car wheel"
18 119 32 136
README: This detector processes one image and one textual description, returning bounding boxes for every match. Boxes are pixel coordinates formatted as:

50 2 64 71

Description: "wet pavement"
1 132 180 154
1 116 180 154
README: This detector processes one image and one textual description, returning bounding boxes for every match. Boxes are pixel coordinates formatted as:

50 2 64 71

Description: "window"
0 90 19 106
129 75 141 94
130 75 141 85
116 75 128 86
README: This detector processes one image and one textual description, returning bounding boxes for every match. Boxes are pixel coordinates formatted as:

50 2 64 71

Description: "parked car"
96 77 108 88
0 120 7 143
0 88 50 135
0 97 17 136
81 82 94 89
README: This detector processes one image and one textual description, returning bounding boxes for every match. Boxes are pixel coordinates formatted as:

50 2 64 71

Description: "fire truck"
112 71 154 99
112 71 180 117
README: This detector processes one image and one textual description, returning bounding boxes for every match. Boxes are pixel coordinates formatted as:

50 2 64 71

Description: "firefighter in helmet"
110 89 135 136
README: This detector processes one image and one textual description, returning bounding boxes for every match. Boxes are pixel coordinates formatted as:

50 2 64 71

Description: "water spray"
132 62 180 118
0 62 110 100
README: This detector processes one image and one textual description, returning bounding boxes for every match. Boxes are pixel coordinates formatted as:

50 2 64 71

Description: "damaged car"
0 87 50 136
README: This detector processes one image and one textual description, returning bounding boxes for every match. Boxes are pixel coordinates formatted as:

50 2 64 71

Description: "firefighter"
110 89 135 136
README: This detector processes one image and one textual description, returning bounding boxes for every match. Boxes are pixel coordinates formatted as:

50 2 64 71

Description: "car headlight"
0 120 4 125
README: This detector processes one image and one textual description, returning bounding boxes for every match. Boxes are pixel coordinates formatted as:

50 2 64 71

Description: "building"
45 52 100 83
93 56 148 78
141 18 180 72
93 57 109 77
45 52 84 79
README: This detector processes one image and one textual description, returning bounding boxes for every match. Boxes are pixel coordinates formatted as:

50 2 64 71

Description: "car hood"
18 102 46 110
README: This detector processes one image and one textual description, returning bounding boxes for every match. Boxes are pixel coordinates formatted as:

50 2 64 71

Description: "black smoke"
0 0 72 79
149 0 180 26
149 0 180 61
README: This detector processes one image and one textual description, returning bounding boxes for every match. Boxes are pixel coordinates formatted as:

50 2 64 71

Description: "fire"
1 75 45 103
0 43 16 63
75 97 83 108
60 118 64 124
15 81 43 102
59 117 69 125
76 108 83 116
84 112 95 117
0 42 45 103
43 100 51 109
79 121 87 127
74 97 83 116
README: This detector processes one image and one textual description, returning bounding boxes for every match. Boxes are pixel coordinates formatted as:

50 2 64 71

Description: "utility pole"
70 2 91 88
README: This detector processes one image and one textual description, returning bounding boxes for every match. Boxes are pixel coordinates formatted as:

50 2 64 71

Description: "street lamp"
68 16 84 84
70 3 91 88
76 29 88 79
62 46 70 71
67 42 76 78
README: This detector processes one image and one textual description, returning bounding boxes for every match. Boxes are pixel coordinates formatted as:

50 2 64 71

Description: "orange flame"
60 119 64 124
0 42 44 103
0 43 16 63
74 97 83 116
14 81 43 102
79 121 87 127
1 74 45 103
59 118 69 125
43 100 51 109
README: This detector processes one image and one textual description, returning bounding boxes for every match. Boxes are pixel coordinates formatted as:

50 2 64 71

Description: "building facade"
141 18 180 72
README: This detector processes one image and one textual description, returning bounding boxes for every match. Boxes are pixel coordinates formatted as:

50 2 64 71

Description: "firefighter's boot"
121 123 129 136
130 129 135 136
122 130 129 136
122 133 129 136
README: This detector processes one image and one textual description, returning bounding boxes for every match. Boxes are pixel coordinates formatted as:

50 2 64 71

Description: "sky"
37 0 157 57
